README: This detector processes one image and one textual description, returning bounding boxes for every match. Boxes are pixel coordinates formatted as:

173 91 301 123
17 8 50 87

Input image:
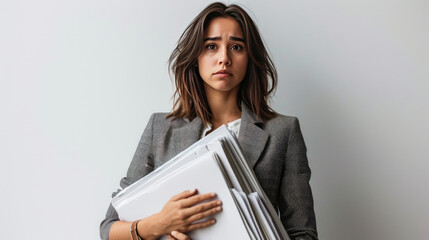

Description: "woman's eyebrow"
203 36 245 42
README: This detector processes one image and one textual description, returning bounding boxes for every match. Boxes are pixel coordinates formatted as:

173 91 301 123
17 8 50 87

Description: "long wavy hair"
167 2 277 126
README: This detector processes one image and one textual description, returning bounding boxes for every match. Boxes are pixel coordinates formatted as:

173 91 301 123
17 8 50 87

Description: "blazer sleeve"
278 117 318 240
99 113 156 240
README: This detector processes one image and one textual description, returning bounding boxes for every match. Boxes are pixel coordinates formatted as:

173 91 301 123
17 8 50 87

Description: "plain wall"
1 0 427 239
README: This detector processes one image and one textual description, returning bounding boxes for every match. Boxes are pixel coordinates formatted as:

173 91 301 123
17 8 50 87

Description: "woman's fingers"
185 205 222 223
170 189 197 201
181 199 222 219
187 218 217 232
167 234 175 240
171 231 191 240
180 192 217 207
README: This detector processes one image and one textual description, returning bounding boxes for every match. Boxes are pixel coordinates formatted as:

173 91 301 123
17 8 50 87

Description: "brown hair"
167 2 277 125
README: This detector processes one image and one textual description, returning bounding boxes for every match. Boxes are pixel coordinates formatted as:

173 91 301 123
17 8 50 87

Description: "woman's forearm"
109 214 162 240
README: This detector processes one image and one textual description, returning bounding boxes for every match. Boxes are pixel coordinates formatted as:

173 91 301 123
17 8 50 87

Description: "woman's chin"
204 81 242 94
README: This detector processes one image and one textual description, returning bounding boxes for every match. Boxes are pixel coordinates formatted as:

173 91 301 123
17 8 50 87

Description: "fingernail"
210 192 216 197
189 189 196 193
171 231 178 235
216 206 222 211
217 200 222 205
211 219 216 224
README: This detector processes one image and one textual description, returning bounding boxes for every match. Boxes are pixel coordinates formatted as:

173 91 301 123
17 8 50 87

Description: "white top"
200 118 241 139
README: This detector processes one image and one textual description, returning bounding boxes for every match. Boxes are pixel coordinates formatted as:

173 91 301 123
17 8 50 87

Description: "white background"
1 0 428 239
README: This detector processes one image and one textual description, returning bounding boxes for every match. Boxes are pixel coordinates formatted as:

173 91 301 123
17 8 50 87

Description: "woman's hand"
154 189 222 236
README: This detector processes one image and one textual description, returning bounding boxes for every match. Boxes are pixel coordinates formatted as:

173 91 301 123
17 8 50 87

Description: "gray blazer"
100 103 318 240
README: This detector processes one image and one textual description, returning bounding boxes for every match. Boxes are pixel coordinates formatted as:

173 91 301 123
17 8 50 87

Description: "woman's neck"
205 90 241 129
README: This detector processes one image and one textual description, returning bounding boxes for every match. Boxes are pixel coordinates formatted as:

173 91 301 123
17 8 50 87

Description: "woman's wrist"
137 213 163 240
130 220 141 240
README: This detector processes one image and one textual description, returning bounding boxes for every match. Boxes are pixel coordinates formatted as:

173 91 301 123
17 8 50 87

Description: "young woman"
101 2 318 240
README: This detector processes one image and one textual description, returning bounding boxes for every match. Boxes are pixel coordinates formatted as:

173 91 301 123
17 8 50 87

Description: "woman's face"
197 17 248 97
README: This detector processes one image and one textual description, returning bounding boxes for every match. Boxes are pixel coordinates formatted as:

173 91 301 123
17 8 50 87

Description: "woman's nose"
218 48 231 66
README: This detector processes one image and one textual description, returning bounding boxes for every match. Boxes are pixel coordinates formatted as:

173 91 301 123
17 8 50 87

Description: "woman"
100 2 318 240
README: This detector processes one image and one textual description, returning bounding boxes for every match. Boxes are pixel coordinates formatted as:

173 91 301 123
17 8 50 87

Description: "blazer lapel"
238 103 269 169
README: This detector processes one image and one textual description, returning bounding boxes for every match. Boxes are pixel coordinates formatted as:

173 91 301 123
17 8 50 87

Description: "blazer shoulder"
264 112 305 141
264 113 306 148
150 112 189 129
266 112 300 130
150 112 169 124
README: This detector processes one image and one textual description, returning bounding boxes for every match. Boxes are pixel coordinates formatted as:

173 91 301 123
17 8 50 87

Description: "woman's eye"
206 44 216 50
231 45 243 51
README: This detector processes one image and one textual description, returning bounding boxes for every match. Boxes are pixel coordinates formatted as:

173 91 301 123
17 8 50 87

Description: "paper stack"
111 125 290 240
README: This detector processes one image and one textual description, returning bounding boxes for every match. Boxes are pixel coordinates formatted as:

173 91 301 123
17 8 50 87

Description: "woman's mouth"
214 70 232 77
214 73 232 77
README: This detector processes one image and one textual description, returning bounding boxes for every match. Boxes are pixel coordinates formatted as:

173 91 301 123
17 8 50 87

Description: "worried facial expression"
197 17 249 96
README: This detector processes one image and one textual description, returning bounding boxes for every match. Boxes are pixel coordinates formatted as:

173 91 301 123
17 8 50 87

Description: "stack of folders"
112 125 291 240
